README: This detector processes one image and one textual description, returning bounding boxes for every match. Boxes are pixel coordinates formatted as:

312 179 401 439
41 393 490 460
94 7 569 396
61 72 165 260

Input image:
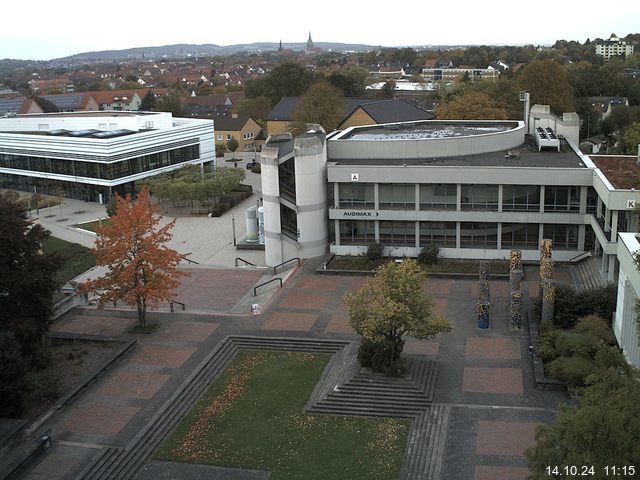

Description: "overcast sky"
4 0 640 60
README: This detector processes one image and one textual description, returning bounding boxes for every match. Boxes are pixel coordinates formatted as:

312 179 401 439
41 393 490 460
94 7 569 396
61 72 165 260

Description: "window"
420 184 456 210
460 222 498 248
379 184 415 209
226 134 232 141
340 220 375 245
419 222 456 247
338 183 374 209
502 185 540 211
461 185 498 211
379 221 415 246
250 132 254 138
543 224 578 249
586 187 598 214
501 223 539 248
280 204 298 240
217 134 223 141
544 186 580 212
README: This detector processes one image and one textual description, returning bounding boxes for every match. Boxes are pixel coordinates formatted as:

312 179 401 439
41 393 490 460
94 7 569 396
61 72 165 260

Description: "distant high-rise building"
595 34 634 61
278 40 283 52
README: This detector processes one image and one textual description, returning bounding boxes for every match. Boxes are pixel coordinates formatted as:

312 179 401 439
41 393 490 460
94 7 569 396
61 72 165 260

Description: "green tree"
379 80 396 98
32 95 58 113
155 92 184 117
622 122 640 155
328 66 370 97
436 91 509 120
245 62 315 106
518 60 575 114
343 259 452 371
526 368 640 478
292 81 344 132
0 331 29 418
236 95 272 124
0 193 60 358
139 89 156 110
226 136 239 153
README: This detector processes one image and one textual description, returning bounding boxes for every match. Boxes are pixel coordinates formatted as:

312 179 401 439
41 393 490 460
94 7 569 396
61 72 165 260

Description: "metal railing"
235 257 257 267
273 257 300 275
170 300 186 312
254 277 282 296
569 251 593 263
180 255 199 265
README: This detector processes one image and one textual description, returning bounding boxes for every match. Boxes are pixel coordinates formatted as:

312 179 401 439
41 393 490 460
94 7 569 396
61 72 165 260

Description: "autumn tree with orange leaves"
83 187 189 328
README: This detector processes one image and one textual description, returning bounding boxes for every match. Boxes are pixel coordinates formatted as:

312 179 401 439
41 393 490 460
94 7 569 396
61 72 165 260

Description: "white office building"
0 111 215 202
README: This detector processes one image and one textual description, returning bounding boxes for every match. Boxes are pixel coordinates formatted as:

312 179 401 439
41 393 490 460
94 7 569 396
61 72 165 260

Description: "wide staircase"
572 256 607 291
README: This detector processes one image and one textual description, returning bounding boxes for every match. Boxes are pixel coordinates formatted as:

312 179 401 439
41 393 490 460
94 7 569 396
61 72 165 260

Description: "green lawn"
156 350 409 480
74 219 110 233
41 237 95 287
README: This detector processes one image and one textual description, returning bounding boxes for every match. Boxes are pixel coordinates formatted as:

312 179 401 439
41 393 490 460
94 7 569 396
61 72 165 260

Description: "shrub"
417 243 439 265
535 328 559 362
358 338 406 376
25 369 60 401
575 284 617 325
210 202 231 217
573 314 614 344
554 331 602 358
366 242 384 262
251 164 262 174
546 355 595 387
550 284 580 328
593 345 630 373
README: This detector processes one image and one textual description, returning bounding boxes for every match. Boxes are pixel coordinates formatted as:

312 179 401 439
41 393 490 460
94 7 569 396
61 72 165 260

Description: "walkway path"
16 257 575 480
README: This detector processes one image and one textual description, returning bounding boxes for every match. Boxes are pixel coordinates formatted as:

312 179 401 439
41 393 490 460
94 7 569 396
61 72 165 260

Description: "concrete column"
539 185 545 213
611 210 619 239
578 224 586 251
604 207 611 232
456 184 462 212
260 146 283 267
335 220 341 246
374 183 379 210
375 220 380 243
456 222 461 249
579 186 587 214
333 183 340 208
415 221 420 248
597 196 603 219
498 185 503 213
608 254 616 283
415 184 420 211
601 252 608 274
497 223 502 251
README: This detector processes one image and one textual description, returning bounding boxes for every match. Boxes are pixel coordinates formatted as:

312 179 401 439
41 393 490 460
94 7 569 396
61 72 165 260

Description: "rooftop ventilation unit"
534 126 560 151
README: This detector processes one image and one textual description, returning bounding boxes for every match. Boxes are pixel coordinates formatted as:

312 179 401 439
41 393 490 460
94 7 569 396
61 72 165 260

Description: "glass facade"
0 145 200 181
338 183 374 209
460 222 498 248
379 221 415 246
501 223 539 248
419 221 456 247
502 185 540 212
543 224 579 249
461 185 499 211
419 184 457 210
340 220 375 245
544 186 580 212
278 158 296 202
379 184 415 210
280 204 298 240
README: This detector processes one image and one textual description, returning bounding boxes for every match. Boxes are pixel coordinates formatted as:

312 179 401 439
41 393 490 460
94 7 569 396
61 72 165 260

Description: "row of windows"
337 184 592 213
339 220 581 250
0 145 200 181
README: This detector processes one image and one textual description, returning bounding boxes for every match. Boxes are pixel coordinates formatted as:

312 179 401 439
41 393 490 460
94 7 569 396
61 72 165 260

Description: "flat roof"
591 155 640 189
15 111 157 118
330 136 587 169
341 122 517 140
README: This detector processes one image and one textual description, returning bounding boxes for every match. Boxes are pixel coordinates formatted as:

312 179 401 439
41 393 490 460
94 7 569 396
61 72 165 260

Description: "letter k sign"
351 173 359 181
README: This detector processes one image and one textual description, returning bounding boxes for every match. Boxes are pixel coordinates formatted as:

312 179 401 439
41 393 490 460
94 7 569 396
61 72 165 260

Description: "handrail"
569 250 592 263
254 277 283 296
180 255 199 265
170 300 186 312
235 257 257 267
273 257 301 275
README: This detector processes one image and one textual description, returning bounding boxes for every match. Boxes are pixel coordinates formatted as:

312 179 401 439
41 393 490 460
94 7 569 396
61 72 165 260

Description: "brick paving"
22 261 577 480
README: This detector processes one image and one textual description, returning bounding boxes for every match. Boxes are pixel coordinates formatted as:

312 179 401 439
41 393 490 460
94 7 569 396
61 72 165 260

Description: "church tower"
306 32 314 51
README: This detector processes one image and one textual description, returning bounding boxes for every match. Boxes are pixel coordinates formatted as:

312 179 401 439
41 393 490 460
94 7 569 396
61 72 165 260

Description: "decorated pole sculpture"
510 249 523 279
542 279 556 325
509 292 523 329
477 300 490 329
479 260 490 301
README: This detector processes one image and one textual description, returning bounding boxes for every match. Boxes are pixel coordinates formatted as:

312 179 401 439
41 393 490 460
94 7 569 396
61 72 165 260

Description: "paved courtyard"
15 255 574 480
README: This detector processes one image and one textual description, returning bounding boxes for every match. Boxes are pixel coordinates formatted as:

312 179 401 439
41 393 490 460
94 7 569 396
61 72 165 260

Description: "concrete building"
0 111 215 202
258 107 639 278
595 35 634 61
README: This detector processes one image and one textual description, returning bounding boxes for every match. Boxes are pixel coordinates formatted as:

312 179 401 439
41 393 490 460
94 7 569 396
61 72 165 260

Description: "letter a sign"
351 173 359 181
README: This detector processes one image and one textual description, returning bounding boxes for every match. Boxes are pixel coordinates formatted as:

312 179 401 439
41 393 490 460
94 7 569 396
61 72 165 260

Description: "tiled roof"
86 90 141 105
214 114 251 131
41 93 94 110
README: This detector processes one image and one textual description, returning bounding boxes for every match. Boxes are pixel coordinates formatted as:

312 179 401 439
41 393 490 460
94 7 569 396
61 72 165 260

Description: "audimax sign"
342 210 379 217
